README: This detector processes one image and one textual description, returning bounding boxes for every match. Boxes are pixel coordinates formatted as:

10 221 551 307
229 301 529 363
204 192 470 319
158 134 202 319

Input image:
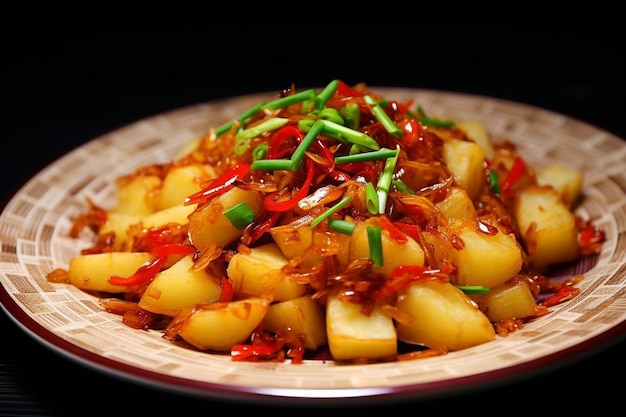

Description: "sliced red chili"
336 80 365 98
267 125 303 159
542 284 580 308
219 275 234 303
501 157 526 198
108 256 167 287
378 216 408 243
264 158 315 212
184 162 250 206
247 210 282 244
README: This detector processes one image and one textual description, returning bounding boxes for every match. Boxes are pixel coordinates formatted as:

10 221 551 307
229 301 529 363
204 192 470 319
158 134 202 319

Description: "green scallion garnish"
367 226 383 267
251 144 268 160
222 202 256 230
234 117 290 155
407 110 456 128
340 102 360 130
215 102 266 136
456 285 491 295
262 89 318 111
365 182 379 215
318 107 344 124
393 179 415 194
334 147 398 164
488 169 500 195
376 146 400 214
364 95 404 138
250 158 294 171
320 119 380 151
314 79 339 110
291 120 324 170
328 218 355 235
310 196 353 228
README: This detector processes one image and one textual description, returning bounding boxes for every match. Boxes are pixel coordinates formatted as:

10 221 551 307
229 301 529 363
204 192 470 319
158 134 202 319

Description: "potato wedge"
395 279 495 351
68 252 155 293
326 292 397 361
263 295 327 350
138 254 224 317
176 297 270 351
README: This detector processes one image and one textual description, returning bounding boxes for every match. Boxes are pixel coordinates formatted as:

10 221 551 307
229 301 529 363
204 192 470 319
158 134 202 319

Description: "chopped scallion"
262 89 317 111
364 95 404 138
407 110 456 127
251 144 268 160
234 117 290 155
339 102 360 130
367 226 383 267
314 79 339 110
376 146 400 214
334 147 398 164
328 218 355 235
318 107 344 124
393 179 415 194
222 202 256 230
215 102 266 136
365 182 379 215
290 120 325 170
456 285 491 295
320 120 380 151
250 158 294 171
310 196 353 228
488 169 500 195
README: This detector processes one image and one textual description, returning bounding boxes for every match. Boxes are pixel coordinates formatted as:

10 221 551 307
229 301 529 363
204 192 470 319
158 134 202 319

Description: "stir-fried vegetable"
47 80 605 364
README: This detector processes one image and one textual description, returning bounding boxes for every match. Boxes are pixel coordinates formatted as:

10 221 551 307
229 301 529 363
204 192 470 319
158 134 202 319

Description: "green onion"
291 120 325 170
340 102 360 130
215 102 266 136
365 182 379 215
488 169 500 195
310 196 353 228
234 117 290 155
320 120 380 151
334 147 398 164
376 146 400 214
328 218 355 235
250 158 294 171
314 79 339 110
318 107 344 124
456 285 491 295
367 226 383 267
222 202 256 230
262 89 318 111
393 179 415 194
364 95 404 138
251 144 268 160
407 110 456 128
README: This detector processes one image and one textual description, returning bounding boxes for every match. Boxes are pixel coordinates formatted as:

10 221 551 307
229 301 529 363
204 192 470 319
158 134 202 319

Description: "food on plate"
47 80 605 364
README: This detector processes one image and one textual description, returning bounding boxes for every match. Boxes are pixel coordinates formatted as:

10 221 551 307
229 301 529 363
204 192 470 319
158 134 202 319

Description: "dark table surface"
2 12 625 415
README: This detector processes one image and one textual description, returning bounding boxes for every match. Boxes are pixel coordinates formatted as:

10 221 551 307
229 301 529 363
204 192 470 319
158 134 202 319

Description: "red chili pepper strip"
378 216 408 243
108 256 167 286
267 125 303 159
542 285 581 308
392 222 420 241
264 158 315 212
184 162 251 206
373 265 431 299
501 157 526 199
219 275 234 303
231 328 285 361
150 243 196 257
336 80 365 98
247 210 282 244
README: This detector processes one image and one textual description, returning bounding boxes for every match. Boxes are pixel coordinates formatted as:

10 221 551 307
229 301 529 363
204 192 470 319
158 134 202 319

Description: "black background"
2 8 625 415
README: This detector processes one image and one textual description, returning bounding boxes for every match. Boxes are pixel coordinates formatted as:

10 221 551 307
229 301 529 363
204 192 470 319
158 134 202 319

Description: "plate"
1 88 625 405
